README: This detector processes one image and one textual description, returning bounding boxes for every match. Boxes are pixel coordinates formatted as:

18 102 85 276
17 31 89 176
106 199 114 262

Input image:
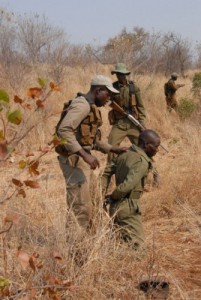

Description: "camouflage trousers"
58 154 92 233
109 193 145 249
166 95 178 112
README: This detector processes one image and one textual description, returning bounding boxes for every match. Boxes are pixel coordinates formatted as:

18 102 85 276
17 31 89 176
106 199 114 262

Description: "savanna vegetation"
0 8 201 300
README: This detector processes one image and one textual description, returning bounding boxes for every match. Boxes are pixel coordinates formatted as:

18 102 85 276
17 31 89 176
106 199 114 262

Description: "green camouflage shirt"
111 145 152 201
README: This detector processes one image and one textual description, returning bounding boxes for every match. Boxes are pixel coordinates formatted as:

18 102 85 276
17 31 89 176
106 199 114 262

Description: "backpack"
54 94 84 156
55 92 85 133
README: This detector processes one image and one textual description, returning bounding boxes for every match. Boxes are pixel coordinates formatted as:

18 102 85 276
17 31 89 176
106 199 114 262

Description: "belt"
55 144 92 157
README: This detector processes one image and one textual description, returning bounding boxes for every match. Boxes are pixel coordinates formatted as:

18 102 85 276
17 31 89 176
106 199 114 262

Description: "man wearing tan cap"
55 75 127 234
101 63 146 196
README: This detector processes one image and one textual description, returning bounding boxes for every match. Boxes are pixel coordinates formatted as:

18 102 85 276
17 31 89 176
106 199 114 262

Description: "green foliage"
178 97 196 120
51 134 67 146
192 72 201 97
7 109 23 125
38 77 48 87
0 80 60 160
0 89 10 103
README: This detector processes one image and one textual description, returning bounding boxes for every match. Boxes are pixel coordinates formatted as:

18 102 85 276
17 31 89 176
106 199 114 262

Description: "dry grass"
0 65 201 299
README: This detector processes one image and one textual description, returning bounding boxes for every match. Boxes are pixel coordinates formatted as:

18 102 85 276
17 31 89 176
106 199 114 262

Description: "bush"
178 97 196 120
192 72 201 97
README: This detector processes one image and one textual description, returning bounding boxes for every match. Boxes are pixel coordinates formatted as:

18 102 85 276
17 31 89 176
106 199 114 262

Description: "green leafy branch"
0 78 61 161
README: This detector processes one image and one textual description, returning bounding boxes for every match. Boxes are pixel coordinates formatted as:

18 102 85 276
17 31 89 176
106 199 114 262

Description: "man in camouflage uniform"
101 63 146 195
56 75 127 233
106 129 160 250
164 72 185 112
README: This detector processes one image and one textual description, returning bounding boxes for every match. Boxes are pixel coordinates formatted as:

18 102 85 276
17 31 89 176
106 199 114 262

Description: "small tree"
192 72 201 98
0 79 61 161
161 32 192 76
0 9 30 90
17 13 70 82
101 27 149 71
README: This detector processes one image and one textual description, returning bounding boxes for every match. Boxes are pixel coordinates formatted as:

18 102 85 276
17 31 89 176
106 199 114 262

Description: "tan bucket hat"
111 63 131 75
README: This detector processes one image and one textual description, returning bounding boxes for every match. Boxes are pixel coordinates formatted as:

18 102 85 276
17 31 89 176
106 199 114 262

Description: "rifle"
110 101 168 153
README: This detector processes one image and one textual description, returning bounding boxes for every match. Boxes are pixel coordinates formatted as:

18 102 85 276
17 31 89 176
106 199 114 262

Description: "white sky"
0 0 201 46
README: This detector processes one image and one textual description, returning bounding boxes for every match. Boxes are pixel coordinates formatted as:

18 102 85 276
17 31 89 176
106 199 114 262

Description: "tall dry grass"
0 64 201 299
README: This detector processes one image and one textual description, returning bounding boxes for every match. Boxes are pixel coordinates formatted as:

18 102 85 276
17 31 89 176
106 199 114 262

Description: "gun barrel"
127 114 144 130
159 144 169 153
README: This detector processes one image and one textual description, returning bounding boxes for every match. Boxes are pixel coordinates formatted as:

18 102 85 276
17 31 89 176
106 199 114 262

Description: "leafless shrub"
161 32 192 76
0 9 30 91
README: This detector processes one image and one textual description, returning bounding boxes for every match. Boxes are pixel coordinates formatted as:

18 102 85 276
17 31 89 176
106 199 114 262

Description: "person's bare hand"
84 154 100 169
77 149 100 169
110 146 129 155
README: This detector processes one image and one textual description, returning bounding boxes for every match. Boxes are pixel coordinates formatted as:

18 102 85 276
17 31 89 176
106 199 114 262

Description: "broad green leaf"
7 109 23 125
38 78 48 87
0 89 9 103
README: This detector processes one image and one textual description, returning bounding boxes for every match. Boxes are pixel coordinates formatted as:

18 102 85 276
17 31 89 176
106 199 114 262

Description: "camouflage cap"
91 75 119 94
171 72 179 78
111 63 131 75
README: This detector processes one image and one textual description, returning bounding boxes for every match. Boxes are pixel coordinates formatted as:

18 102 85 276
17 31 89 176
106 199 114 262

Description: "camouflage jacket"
165 79 180 97
111 145 152 201
57 96 112 155
111 80 146 125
